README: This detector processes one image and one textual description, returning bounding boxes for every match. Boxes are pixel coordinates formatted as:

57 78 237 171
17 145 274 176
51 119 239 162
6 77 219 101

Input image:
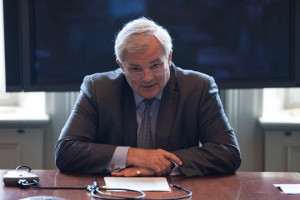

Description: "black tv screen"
4 0 300 91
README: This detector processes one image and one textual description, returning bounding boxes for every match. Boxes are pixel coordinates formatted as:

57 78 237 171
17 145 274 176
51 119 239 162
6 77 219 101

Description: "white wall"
43 92 78 169
224 89 264 171
0 0 6 93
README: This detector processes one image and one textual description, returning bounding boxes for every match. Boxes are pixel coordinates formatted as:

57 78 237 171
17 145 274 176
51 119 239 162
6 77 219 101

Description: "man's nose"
143 68 153 81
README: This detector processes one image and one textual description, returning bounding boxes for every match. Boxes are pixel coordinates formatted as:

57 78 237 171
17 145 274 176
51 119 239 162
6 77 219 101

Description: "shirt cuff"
107 146 130 172
169 161 181 176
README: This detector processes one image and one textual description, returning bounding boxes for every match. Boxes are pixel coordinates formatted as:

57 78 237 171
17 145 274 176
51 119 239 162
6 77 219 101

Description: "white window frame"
285 88 300 109
0 0 6 93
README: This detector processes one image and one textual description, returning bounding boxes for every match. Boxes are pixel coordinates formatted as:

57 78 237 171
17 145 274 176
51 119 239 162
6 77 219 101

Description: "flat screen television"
4 0 300 91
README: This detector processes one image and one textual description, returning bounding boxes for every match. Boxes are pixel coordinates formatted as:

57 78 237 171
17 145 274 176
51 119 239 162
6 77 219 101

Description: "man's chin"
139 91 159 99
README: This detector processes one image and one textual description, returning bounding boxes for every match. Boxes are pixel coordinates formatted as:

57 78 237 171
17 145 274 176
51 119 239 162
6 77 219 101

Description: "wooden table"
1 170 300 200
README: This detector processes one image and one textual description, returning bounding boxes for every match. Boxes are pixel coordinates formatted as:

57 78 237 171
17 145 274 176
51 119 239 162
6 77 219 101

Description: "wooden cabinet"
260 117 300 172
0 127 44 169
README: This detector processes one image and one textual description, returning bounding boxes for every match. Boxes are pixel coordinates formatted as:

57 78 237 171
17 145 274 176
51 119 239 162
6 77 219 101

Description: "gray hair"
114 17 173 63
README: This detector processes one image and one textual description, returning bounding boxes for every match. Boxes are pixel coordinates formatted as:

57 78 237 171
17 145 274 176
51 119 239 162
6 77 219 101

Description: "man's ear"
116 59 125 72
168 50 173 66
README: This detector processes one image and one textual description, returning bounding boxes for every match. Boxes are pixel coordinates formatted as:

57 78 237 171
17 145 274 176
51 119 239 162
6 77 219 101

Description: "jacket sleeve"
55 75 117 174
173 76 241 177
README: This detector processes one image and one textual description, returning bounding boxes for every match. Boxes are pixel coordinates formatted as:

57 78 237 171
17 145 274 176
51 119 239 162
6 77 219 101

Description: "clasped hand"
111 148 182 177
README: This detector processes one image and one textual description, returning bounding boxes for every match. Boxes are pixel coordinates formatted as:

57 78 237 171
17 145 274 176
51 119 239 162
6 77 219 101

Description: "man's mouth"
142 83 155 89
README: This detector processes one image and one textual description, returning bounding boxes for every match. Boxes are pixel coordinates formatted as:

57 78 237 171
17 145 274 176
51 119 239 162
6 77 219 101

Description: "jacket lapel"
155 66 178 149
121 80 138 147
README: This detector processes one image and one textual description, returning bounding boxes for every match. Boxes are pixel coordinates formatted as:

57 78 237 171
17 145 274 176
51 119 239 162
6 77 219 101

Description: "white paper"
273 184 300 194
104 177 171 191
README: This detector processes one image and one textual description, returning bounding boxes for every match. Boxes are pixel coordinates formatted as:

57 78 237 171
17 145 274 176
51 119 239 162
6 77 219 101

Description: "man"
55 17 241 177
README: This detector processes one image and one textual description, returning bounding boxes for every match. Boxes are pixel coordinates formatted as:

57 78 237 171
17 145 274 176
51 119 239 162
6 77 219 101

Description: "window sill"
259 114 300 131
0 107 49 126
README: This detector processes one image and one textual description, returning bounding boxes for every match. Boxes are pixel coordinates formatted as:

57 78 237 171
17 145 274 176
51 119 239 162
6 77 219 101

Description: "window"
285 89 300 108
285 88 300 116
0 93 19 106
0 92 46 117
263 88 300 118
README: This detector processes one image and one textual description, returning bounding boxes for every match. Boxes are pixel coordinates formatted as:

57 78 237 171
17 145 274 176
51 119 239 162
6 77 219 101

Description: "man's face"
117 35 172 99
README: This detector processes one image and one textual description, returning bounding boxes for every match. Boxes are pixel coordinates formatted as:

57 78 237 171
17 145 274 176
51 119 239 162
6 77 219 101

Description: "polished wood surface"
1 170 300 200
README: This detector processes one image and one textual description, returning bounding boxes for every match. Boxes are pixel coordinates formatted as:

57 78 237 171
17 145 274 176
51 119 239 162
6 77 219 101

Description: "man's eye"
130 67 142 73
151 63 162 70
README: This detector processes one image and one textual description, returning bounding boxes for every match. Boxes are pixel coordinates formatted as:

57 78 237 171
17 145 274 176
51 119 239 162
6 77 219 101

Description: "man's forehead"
125 34 163 52
126 57 164 67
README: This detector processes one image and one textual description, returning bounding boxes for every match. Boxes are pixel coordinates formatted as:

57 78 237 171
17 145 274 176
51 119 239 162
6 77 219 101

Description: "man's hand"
126 148 182 176
111 167 155 177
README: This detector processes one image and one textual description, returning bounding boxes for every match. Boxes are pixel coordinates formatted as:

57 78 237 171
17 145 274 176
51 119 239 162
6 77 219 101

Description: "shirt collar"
134 90 163 107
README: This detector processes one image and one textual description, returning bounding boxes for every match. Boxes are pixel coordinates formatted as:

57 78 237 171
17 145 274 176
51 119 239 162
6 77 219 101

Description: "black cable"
18 179 145 199
89 184 192 200
15 165 32 172
90 187 145 200
19 179 86 190
87 178 145 200
168 184 192 200
18 178 192 200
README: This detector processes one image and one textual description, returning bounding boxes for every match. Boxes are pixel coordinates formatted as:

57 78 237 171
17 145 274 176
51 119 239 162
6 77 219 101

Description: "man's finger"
111 171 124 176
161 150 182 165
